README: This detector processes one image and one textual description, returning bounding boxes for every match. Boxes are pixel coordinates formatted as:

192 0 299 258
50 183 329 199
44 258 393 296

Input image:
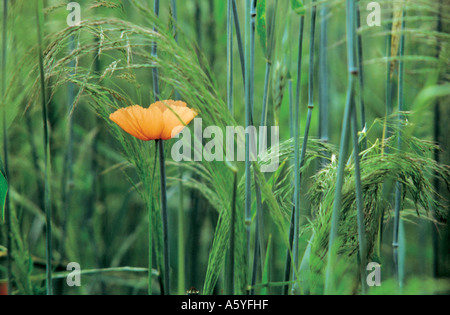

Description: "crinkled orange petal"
150 100 187 112
110 106 150 141
161 106 198 140
135 105 164 140
110 101 196 141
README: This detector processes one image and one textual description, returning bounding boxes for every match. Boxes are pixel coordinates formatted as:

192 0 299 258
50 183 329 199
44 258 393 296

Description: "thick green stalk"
325 0 358 295
177 168 185 295
158 139 170 295
36 0 52 295
350 98 367 294
318 3 329 146
356 2 367 150
227 0 234 114
60 35 76 266
292 0 317 294
431 0 443 279
260 0 278 128
250 176 263 295
227 171 238 295
232 0 246 86
244 0 252 275
152 0 160 101
171 0 178 42
171 0 184 295
393 7 406 290
152 0 169 295
283 14 305 295
1 0 11 295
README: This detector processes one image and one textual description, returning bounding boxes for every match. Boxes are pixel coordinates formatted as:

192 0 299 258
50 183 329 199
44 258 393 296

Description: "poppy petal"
110 106 150 141
140 106 164 140
161 106 198 140
150 100 187 112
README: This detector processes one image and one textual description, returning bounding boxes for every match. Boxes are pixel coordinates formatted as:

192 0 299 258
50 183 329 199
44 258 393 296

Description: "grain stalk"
318 2 329 148
232 0 246 86
1 0 11 295
226 169 238 295
36 0 52 295
244 0 253 278
325 0 360 294
292 0 318 295
283 13 305 296
431 0 443 279
393 3 406 290
227 0 234 114
151 0 170 296
356 1 367 150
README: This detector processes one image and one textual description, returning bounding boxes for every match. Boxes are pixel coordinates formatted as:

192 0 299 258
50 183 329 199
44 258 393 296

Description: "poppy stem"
158 139 170 295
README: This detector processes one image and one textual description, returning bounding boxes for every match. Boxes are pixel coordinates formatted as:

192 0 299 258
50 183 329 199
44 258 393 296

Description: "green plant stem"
292 0 317 294
431 0 443 279
232 0 246 86
325 0 358 295
148 145 158 295
36 0 52 295
60 35 75 266
152 0 160 101
393 7 406 290
260 0 278 129
350 98 367 294
177 168 185 295
227 0 234 114
152 0 168 295
244 0 252 276
158 139 170 295
1 0 11 296
227 171 238 295
318 3 329 146
356 2 367 150
171 0 178 42
283 14 304 295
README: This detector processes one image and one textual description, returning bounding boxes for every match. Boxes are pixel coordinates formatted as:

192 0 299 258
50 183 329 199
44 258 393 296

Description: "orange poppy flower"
110 100 198 141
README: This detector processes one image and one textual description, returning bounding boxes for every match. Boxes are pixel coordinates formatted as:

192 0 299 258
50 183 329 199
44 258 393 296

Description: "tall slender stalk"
1 0 11 295
226 170 238 295
356 1 367 150
318 3 329 147
171 0 178 43
325 0 358 294
292 0 317 294
232 0 246 86
158 139 170 295
177 169 185 295
260 0 278 129
283 14 305 296
250 177 263 295
151 0 170 295
170 0 184 295
350 98 367 294
36 0 52 295
244 0 252 277
152 0 160 101
227 0 234 114
60 34 75 267
431 0 443 279
393 6 406 290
